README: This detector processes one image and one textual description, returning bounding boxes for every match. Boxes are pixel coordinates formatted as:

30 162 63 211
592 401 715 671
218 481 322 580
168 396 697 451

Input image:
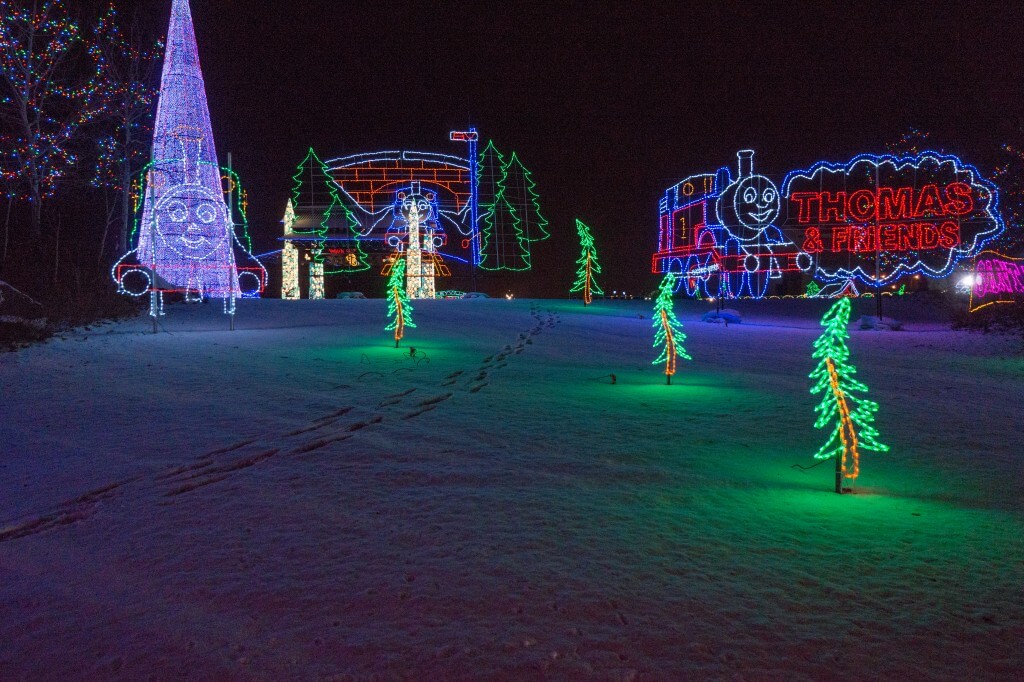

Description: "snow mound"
701 308 742 324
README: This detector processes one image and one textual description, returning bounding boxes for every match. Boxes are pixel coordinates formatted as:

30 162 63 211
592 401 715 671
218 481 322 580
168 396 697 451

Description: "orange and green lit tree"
809 297 888 493
652 273 691 384
385 256 414 347
570 219 602 305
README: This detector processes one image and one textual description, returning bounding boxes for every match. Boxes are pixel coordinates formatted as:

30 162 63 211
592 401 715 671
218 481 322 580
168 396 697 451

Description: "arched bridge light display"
111 0 265 317
969 250 1024 312
654 150 1006 298
277 137 551 301
653 150 816 300
324 150 475 275
781 152 1005 289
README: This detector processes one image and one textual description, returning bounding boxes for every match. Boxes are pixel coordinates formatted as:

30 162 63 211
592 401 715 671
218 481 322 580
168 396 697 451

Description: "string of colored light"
0 0 112 200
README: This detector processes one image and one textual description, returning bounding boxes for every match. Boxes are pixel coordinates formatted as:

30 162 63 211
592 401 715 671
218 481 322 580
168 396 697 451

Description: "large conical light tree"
113 0 263 318
809 297 889 493
652 273 691 384
385 257 414 347
570 219 603 305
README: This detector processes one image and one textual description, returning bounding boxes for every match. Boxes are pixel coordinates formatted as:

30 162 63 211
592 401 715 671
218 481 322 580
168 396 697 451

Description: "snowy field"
1 297 1022 680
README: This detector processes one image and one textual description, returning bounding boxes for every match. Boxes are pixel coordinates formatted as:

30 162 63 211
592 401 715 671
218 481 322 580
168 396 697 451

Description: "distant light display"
809 298 888 493
652 273 691 384
571 219 603 305
655 150 1006 298
970 251 1024 312
111 0 264 315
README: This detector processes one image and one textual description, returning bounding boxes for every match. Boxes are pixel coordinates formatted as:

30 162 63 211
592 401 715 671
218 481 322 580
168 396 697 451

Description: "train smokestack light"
737 149 755 178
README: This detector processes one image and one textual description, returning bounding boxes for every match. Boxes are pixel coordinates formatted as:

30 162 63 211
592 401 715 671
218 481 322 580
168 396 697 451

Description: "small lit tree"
571 219 603 305
652 273 691 384
385 256 414 347
809 297 889 493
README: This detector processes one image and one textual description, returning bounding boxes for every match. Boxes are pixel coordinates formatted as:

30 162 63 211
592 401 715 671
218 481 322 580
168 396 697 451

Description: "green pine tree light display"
809 298 889 493
571 219 603 305
476 141 550 271
652 273 691 384
501 152 550 244
385 257 415 347
290 148 367 271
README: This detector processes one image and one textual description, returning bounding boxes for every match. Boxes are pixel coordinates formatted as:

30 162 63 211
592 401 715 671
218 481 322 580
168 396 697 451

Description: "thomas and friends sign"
654 150 1005 298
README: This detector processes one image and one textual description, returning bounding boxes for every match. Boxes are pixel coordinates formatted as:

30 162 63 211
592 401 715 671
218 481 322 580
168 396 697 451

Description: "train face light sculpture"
654 150 815 299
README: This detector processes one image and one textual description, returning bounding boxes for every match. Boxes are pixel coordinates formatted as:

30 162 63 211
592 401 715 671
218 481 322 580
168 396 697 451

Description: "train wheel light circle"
797 251 814 272
238 271 262 296
120 268 152 296
744 254 760 273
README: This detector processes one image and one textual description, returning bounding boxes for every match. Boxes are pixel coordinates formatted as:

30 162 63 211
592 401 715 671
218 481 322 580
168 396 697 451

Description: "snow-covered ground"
1 298 1021 679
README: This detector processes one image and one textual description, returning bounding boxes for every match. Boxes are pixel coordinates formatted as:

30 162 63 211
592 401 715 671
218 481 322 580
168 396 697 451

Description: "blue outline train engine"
653 150 815 298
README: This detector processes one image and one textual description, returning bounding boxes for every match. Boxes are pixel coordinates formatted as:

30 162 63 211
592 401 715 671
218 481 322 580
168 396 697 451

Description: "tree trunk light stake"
825 357 860 492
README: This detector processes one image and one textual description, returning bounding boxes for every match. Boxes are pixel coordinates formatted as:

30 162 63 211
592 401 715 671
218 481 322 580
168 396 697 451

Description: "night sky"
124 0 1024 296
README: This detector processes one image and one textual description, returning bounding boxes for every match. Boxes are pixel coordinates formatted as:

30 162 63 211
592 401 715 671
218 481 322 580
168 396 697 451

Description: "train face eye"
168 201 188 222
762 189 777 204
743 187 758 203
195 202 217 224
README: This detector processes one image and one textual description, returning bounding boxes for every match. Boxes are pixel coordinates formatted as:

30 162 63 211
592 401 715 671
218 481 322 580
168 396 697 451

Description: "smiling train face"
716 150 781 239
155 181 231 260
